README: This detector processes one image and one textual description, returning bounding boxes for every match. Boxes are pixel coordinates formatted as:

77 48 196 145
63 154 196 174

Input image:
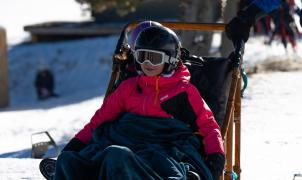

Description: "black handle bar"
232 39 245 68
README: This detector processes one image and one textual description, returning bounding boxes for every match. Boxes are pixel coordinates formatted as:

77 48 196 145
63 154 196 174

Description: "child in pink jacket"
55 22 225 180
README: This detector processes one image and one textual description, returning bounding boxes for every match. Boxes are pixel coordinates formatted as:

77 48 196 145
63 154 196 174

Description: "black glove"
61 138 86 152
226 4 265 43
205 153 225 180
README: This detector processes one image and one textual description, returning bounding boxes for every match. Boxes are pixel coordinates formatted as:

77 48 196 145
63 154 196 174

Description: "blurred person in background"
226 0 302 44
266 0 299 51
34 67 58 100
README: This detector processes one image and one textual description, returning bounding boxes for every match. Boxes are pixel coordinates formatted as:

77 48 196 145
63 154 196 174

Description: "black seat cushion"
185 56 233 127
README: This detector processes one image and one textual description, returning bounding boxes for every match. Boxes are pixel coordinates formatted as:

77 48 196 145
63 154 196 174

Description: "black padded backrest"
185 56 233 127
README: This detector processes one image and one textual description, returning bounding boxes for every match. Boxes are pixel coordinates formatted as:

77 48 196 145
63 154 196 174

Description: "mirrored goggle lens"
136 50 164 66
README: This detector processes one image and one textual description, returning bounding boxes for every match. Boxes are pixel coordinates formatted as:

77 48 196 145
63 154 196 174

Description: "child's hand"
205 153 225 180
62 138 86 152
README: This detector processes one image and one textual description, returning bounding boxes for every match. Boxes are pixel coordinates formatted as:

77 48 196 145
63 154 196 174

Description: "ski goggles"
134 49 177 66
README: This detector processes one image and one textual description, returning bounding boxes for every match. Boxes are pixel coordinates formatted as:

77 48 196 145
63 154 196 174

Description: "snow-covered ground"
242 71 302 180
1 0 302 180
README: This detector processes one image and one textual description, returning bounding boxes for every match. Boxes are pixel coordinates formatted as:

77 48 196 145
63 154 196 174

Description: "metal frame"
31 131 59 158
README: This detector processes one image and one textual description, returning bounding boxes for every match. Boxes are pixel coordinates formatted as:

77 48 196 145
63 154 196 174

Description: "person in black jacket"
34 68 58 100
226 0 287 44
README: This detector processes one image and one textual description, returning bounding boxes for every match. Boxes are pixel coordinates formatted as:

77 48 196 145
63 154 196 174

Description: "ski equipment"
134 49 178 66
39 158 56 180
31 131 59 158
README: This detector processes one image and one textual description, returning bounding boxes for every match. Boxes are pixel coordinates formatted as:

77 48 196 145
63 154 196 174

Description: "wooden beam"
0 27 9 107
24 22 124 36
234 79 242 180
126 21 226 32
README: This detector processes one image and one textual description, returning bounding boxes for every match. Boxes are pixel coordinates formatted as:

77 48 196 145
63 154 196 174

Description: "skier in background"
266 0 298 52
225 0 302 44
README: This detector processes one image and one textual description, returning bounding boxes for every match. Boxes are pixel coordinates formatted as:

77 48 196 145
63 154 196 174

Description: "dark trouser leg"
97 145 160 180
54 151 98 180
36 87 43 99
54 145 160 180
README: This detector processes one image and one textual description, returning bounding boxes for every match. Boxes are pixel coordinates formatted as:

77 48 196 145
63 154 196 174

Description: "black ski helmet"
130 21 163 49
134 26 181 75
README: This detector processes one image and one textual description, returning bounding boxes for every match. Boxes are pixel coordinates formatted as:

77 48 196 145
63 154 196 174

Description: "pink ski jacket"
75 63 224 155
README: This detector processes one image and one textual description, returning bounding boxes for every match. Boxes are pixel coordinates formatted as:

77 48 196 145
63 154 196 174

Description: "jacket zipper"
143 96 147 114
142 82 147 114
